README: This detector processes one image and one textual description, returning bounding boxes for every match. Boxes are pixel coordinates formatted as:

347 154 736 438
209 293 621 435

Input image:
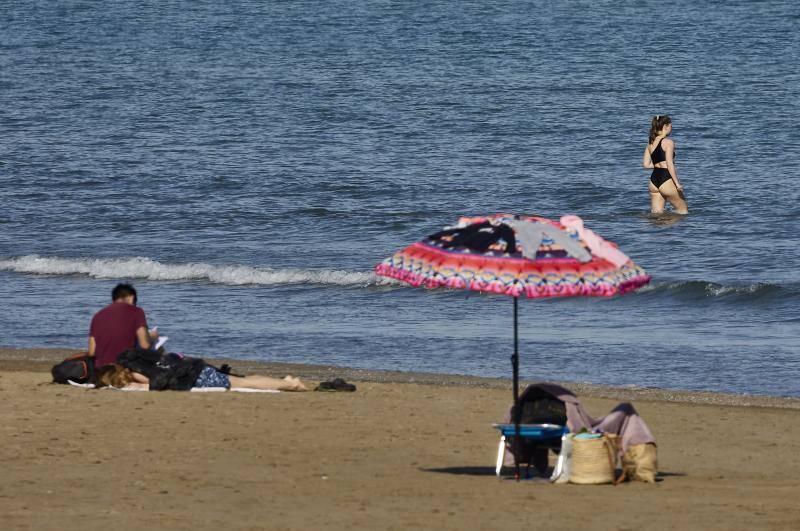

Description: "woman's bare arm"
130 371 150 384
121 371 150 390
642 146 654 168
662 139 683 190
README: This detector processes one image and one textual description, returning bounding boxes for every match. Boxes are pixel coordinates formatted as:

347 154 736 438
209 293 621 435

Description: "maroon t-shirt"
89 302 148 367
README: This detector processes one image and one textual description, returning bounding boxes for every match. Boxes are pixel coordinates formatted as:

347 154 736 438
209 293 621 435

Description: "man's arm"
135 327 151 350
88 336 96 357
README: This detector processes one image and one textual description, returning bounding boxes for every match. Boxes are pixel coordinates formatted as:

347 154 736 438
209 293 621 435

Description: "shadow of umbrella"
422 467 685 483
420 466 498 476
375 213 650 481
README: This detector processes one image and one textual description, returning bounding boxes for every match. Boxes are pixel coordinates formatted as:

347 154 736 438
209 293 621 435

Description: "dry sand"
1 348 799 531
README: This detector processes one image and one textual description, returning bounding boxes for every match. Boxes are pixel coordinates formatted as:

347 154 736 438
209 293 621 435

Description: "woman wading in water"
643 115 688 214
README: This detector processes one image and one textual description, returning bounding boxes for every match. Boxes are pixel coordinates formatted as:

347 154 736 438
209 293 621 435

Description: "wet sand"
1 348 799 531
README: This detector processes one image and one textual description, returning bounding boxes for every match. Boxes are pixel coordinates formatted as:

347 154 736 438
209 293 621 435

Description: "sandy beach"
1 347 799 531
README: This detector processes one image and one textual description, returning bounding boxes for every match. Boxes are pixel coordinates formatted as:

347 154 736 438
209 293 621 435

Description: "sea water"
1 1 798 396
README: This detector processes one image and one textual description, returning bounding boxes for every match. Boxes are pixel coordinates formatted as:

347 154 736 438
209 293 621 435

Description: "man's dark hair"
111 283 137 304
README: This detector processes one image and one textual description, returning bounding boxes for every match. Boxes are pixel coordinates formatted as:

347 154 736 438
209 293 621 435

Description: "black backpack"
512 387 568 426
51 353 96 384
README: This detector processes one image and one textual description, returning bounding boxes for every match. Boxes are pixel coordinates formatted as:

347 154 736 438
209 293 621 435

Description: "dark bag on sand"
51 353 96 384
117 348 206 391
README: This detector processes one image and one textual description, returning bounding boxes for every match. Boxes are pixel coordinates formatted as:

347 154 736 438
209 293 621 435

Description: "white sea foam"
0 255 396 287
636 280 784 299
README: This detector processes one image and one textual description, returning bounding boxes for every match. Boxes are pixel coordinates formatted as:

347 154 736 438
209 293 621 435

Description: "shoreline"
3 346 798 410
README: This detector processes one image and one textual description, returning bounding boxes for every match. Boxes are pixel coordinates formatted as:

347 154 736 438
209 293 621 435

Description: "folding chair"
493 423 568 477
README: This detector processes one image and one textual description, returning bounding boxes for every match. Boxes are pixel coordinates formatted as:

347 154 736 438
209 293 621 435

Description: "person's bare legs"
658 180 688 214
228 374 308 391
649 182 666 213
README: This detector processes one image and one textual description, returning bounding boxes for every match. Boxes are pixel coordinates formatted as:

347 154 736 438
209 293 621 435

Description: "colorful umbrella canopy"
375 213 650 479
376 213 649 298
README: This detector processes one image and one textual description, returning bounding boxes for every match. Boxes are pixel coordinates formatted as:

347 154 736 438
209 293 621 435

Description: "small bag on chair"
569 433 621 485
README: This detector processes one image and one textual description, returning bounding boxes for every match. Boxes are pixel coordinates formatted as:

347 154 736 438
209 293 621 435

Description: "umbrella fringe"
376 263 651 298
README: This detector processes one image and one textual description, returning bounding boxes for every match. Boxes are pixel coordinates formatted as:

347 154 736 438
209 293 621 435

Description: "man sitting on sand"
88 283 157 368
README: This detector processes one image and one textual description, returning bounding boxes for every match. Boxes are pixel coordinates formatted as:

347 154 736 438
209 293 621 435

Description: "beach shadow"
421 466 497 476
423 467 687 482
620 471 686 483
423 465 554 479
656 471 687 478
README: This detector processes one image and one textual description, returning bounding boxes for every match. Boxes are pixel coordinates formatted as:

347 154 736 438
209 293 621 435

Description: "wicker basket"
569 434 619 484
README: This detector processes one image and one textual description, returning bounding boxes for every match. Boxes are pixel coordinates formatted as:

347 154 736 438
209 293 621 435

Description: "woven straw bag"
569 434 620 485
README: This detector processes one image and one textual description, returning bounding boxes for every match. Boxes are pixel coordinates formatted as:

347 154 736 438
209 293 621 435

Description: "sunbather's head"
96 364 134 388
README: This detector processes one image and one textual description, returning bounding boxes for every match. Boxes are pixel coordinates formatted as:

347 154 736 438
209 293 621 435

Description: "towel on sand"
67 380 279 393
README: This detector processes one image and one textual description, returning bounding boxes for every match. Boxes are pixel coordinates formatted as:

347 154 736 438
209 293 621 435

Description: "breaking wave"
0 255 395 287
1 256 794 301
637 280 794 301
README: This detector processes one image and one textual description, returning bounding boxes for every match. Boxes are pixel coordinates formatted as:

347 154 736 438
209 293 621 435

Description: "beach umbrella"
375 213 650 479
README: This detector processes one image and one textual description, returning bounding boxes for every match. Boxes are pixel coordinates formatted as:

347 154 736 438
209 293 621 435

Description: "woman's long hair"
95 364 134 388
649 115 672 143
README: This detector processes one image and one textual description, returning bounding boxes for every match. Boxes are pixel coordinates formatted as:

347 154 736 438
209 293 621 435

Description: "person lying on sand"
95 363 308 392
107 345 309 392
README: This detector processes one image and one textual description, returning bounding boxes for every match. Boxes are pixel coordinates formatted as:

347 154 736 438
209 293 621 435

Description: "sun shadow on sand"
656 471 687 478
421 466 497 476
422 467 688 481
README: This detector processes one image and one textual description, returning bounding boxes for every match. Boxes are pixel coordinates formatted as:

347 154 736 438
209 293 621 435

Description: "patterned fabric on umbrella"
375 213 650 480
376 213 650 297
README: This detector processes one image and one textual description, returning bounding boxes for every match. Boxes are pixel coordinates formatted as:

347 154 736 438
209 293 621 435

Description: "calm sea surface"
1 1 798 396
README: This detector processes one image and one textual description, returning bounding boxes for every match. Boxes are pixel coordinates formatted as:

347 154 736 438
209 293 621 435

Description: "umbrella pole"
512 296 521 481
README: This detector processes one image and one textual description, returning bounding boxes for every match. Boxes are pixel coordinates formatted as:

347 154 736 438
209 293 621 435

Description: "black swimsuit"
649 138 673 188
